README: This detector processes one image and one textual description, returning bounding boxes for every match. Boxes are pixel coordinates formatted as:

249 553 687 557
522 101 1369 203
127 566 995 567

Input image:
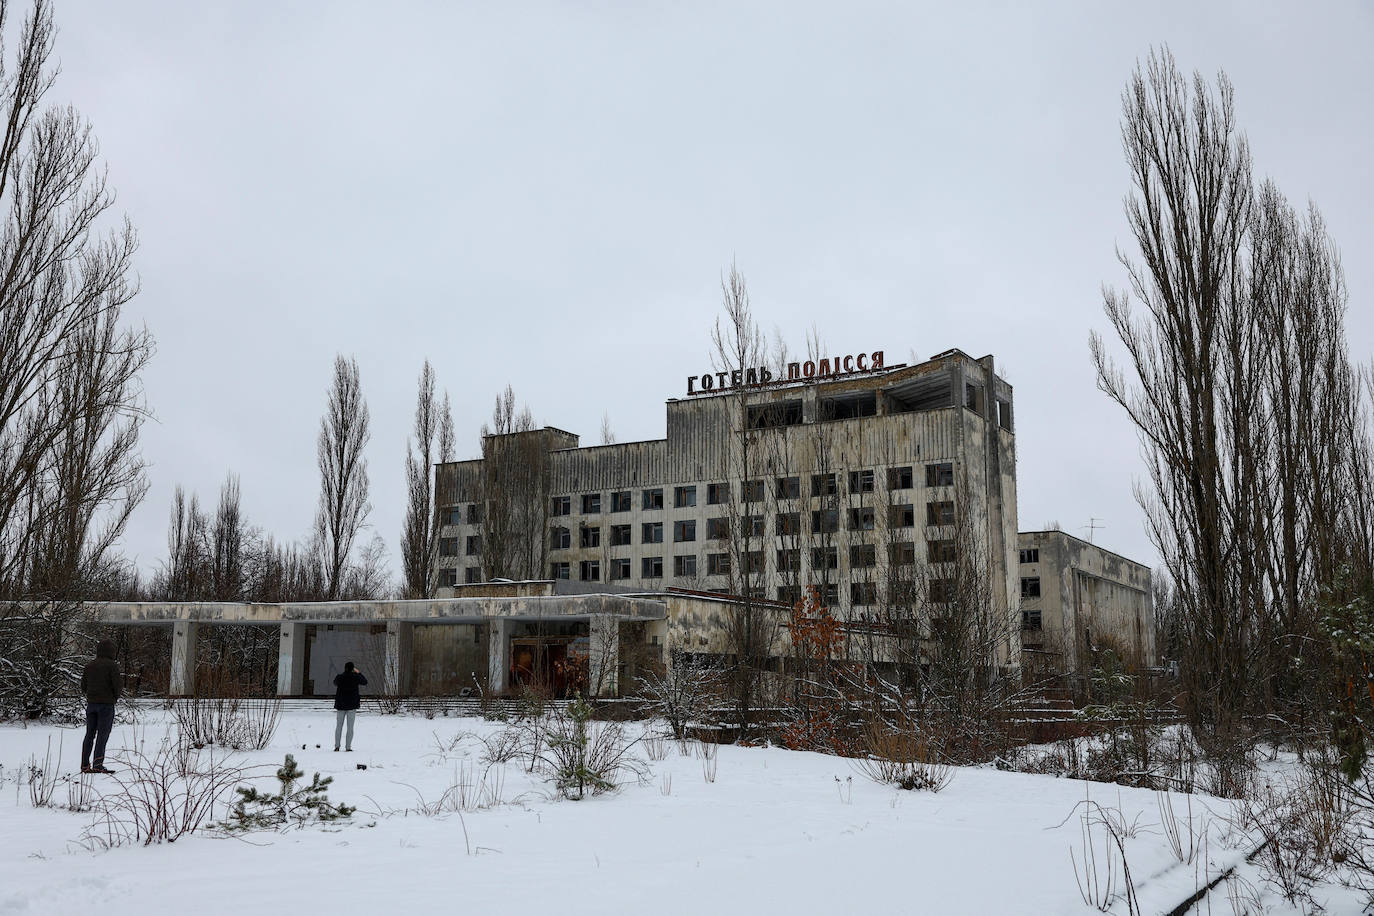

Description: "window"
551 495 571 516
673 520 696 542
642 556 663 579
851 582 878 605
550 561 570 580
928 579 954 604
642 521 664 544
549 527 570 550
465 535 481 556
887 466 913 490
707 483 729 505
775 476 800 499
777 548 800 572
465 567 482 584
674 486 696 508
707 553 731 575
643 488 664 510
580 526 601 549
609 557 631 580
1022 609 1042 631
776 512 801 535
611 490 632 513
889 541 917 566
439 537 458 557
610 524 632 547
742 479 764 503
467 503 484 524
777 585 802 605
811 473 838 497
820 582 839 605
1019 547 1040 564
444 507 462 526
889 503 915 528
1021 576 1041 599
742 515 765 538
997 399 1013 431
744 550 764 575
848 469 875 494
441 568 458 587
848 506 875 531
674 554 697 577
928 539 958 563
579 560 600 581
582 493 602 514
926 462 954 487
707 517 730 540
850 544 876 568
811 509 839 533
926 501 955 526
964 382 984 412
746 400 802 429
811 546 839 570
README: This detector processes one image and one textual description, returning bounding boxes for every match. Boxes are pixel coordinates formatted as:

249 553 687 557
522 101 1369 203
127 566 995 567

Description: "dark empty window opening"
885 379 952 414
747 400 803 430
1022 610 1042 631
643 489 664 510
964 382 984 413
580 526 601 549
1021 576 1041 599
819 392 877 420
582 493 601 514
707 483 729 505
551 496 571 516
609 524 632 547
610 491 632 512
887 466 913 490
1019 547 1039 564
926 462 954 487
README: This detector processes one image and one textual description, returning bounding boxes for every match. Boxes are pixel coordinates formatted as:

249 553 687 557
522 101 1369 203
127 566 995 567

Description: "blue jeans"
334 709 357 750
82 702 116 767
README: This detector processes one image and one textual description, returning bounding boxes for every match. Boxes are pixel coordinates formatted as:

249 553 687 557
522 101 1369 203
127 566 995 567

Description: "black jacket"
333 670 367 710
81 640 122 705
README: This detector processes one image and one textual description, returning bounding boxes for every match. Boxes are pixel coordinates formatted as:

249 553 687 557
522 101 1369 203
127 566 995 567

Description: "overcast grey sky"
51 0 1373 581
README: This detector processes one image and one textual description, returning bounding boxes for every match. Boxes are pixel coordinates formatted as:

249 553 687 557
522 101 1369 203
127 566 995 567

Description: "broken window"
742 479 764 503
889 503 915 528
775 476 800 499
811 473 838 497
1022 609 1042 631
642 556 663 579
742 515 765 538
851 582 878 605
1021 576 1041 599
674 486 696 508
1019 547 1039 564
579 560 600 581
811 546 839 570
848 469 875 494
707 553 731 575
964 382 984 412
643 488 664 510
550 561 570 580
925 462 954 487
465 567 481 584
610 490 632 513
465 535 481 556
439 537 458 557
707 482 729 505
888 541 917 566
928 578 954 604
776 548 801 572
582 493 601 514
747 400 803 429
643 521 663 544
443 507 462 526
887 466 913 490
707 517 730 540
440 568 458 587
551 496 571 516
811 509 839 533
820 582 839 605
819 392 877 420
776 512 801 535
580 526 601 549
997 399 1013 431
926 501 955 526
674 554 697 577
550 527 570 550
777 585 801 605
610 524 632 547
466 503 484 524
848 506 876 531
850 544 877 568
609 558 631 580
927 539 957 563
673 520 696 543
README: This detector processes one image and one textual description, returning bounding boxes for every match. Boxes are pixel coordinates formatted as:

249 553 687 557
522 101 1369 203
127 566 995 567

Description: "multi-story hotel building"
435 347 1021 667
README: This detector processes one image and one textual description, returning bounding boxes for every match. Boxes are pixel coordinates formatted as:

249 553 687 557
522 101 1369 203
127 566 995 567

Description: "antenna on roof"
1083 518 1106 543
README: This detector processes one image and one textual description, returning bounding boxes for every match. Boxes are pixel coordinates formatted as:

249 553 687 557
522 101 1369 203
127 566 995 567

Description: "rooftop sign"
686 350 886 396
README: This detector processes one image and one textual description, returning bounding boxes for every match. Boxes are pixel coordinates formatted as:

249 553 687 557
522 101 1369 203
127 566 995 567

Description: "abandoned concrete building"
435 348 1022 668
1016 530 1154 678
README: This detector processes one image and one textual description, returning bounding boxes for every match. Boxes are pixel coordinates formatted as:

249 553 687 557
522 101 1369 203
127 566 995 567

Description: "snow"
0 709 1365 915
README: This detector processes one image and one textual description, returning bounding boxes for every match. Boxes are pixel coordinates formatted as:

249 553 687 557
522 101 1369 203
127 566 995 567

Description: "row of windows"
537 539 956 579
545 502 955 549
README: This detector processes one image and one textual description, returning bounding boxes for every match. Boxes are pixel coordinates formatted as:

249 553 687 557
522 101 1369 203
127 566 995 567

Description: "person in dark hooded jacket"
332 661 367 751
80 640 122 773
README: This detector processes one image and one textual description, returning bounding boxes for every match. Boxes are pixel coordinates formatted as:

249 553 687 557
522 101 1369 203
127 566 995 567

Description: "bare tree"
478 385 547 580
599 412 615 446
315 355 372 600
400 360 453 598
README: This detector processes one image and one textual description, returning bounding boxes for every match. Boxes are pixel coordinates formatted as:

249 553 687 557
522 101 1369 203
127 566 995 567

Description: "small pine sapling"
224 754 355 830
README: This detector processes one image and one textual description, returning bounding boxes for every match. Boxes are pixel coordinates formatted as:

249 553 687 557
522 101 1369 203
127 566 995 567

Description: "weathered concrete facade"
1016 531 1154 677
436 348 1021 667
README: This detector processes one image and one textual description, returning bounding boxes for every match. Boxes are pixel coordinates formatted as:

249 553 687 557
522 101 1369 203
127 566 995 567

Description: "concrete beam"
385 620 414 696
276 622 307 696
487 618 509 695
589 615 620 697
169 620 199 696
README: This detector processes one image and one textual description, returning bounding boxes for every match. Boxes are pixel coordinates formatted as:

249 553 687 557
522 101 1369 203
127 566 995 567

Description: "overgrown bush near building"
853 722 952 792
527 693 647 800
634 652 723 741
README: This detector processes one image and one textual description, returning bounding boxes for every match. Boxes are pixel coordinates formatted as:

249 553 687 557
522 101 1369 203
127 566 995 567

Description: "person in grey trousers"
332 661 367 751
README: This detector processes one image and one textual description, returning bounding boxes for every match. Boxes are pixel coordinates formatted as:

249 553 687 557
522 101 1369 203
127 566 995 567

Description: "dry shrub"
173 694 281 751
853 723 952 793
1242 760 1354 907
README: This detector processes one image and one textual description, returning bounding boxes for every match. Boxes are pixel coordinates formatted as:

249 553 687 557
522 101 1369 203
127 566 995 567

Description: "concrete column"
276 622 307 696
385 620 414 696
487 618 509 695
589 615 620 698
169 620 199 696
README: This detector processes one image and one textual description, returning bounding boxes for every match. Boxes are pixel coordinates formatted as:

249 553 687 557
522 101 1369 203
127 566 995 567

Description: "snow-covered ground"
0 709 1364 915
